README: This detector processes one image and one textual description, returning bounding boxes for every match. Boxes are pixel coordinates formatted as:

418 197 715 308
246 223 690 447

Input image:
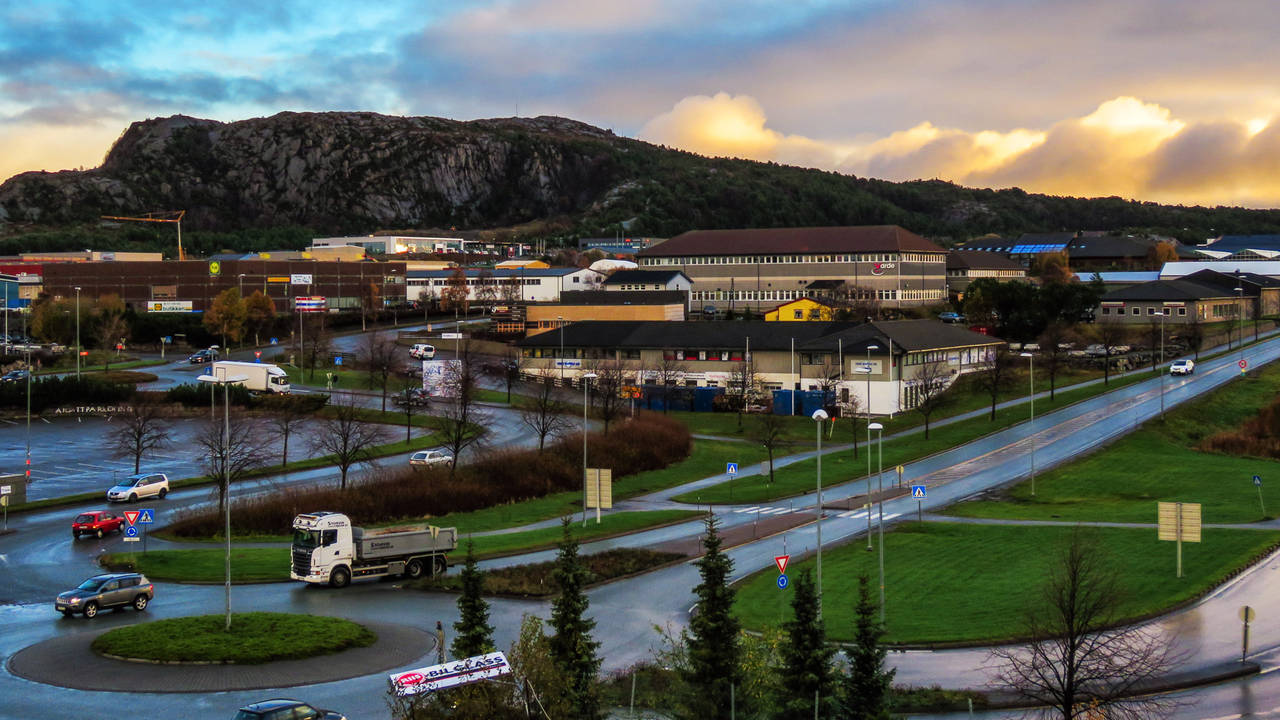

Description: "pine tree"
838 575 896 720
778 570 836 720
549 518 602 720
686 514 743 716
451 541 494 660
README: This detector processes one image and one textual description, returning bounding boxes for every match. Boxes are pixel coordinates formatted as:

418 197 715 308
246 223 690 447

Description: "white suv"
409 450 454 467
1170 359 1195 376
409 343 436 360
107 473 170 503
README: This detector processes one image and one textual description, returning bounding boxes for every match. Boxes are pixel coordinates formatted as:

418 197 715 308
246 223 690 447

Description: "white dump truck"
290 511 457 588
210 360 291 394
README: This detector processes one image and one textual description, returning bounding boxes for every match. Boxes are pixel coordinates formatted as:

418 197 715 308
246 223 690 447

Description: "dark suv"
233 699 347 720
55 572 154 618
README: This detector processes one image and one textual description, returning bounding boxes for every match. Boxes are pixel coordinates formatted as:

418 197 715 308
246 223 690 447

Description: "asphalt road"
2 329 1280 718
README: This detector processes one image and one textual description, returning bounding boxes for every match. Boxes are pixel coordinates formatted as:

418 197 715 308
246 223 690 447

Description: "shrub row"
1200 396 1280 458
165 412 692 537
410 548 685 597
162 383 328 413
0 375 135 412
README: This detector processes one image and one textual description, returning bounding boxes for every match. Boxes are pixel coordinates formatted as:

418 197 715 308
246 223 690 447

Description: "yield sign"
123 510 140 525
774 555 790 575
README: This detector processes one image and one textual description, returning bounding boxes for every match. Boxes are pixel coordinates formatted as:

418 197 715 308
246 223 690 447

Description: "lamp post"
1159 307 1167 418
197 370 249 632
74 286 81 379
865 344 880 418
1236 286 1245 368
869 421 885 623
581 371 598 527
558 315 565 385
863 343 880 550
1020 352 1036 495
812 408 829 616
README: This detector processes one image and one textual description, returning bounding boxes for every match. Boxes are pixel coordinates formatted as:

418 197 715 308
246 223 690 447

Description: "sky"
4 0 1280 208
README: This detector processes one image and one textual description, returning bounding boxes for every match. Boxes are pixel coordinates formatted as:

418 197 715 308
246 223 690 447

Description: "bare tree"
300 313 332 382
95 311 130 371
586 358 630 433
1180 321 1204 360
990 528 1184 720
814 358 841 413
650 355 687 414
1091 319 1130 385
311 396 390 489
435 342 490 475
909 360 953 439
975 346 1014 421
108 401 171 474
264 401 311 467
475 269 499 311
1037 322 1074 400
399 385 422 443
729 359 762 429
747 412 793 483
196 414 266 518
483 345 523 404
842 394 862 460
1144 316 1165 370
520 377 571 451
360 280 382 332
363 330 400 412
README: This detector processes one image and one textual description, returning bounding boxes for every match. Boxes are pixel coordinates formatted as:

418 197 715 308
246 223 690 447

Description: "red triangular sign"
123 510 140 525
774 555 789 575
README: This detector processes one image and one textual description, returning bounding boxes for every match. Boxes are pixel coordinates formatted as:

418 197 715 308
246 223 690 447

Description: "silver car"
107 472 170 503
55 572 154 618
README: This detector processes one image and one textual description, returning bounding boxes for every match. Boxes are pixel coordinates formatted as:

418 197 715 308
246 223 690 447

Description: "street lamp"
1235 286 1245 368
862 344 880 550
581 371 598 527
1159 307 1167 418
869 421 885 623
558 315 565 385
74 286 81 379
197 370 249 632
812 408 829 616
1020 352 1035 496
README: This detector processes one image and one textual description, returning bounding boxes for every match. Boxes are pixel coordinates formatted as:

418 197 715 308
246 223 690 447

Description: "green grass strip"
91 612 375 664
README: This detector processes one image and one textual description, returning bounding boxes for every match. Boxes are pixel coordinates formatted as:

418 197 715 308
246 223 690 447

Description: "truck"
289 511 457 588
210 360 291 394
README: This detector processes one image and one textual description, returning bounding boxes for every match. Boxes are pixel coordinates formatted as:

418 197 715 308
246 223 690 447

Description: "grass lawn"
677 368 1159 505
283 364 417 393
105 511 703 582
733 522 1280 644
947 362 1280 524
91 612 375 663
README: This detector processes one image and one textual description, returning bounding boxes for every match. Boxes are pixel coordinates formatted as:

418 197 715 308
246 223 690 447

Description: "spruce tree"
549 518 602 720
451 541 495 659
838 575 896 720
686 514 743 716
778 570 835 720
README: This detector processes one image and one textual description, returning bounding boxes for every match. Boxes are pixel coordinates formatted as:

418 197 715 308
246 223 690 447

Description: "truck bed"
353 525 457 561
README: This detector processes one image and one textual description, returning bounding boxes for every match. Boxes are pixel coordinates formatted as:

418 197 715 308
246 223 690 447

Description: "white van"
409 343 436 360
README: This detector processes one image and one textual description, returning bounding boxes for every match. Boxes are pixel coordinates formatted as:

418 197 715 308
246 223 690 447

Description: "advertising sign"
422 360 452 397
390 652 512 696
294 296 327 312
146 301 194 313
267 276 290 283
290 273 314 285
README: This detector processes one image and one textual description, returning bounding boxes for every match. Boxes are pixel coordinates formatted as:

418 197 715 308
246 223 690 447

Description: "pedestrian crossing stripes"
733 506 901 523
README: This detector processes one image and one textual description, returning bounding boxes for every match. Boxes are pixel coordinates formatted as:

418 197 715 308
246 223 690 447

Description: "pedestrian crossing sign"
138 509 155 524
911 485 926 499
726 463 738 475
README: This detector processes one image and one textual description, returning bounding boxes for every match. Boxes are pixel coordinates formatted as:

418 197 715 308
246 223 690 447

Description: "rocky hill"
4 111 1280 241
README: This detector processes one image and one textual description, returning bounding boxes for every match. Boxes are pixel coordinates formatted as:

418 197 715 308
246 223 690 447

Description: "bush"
1201 396 1280 458
166 412 692 537
165 382 254 407
411 548 684 597
0 375 134 412
253 392 329 414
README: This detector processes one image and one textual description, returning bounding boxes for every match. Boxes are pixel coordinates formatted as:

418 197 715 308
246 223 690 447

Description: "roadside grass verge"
946 361 1280 524
91 612 375 663
410 548 684 597
732 522 1280 644
677 368 1158 505
104 511 701 582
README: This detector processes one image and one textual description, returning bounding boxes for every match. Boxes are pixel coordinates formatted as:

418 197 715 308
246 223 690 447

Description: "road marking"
837 510 868 519
736 506 761 513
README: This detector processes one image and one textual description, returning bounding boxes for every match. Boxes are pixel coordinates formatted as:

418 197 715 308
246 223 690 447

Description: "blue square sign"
727 463 738 475
911 485 926 499
138 509 155 524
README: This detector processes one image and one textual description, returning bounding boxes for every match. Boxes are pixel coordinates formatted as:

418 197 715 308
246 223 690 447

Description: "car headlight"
69 598 80 604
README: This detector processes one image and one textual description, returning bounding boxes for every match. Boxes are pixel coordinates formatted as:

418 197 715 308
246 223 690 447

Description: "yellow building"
495 259 550 269
764 297 845 322
526 290 686 336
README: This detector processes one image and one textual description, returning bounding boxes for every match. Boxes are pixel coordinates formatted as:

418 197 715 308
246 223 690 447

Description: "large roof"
1161 261 1280 279
946 251 1024 271
635 225 944 257
797 320 1004 353
408 267 593 278
1206 234 1280 253
602 269 690 285
553 290 687 306
1102 278 1243 302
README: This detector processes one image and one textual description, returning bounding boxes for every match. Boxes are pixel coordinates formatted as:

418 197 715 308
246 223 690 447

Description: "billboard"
146 301 194 313
389 652 512 696
290 273 314 285
295 296 327 312
422 360 453 397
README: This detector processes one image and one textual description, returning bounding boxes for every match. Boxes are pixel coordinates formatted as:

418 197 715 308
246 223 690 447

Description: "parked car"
0 369 30 382
55 572 153 618
1084 344 1108 357
938 311 965 323
409 449 454 467
395 388 431 407
188 347 220 364
1170 359 1196 375
233 699 347 720
107 472 170 503
71 510 126 539
409 343 436 360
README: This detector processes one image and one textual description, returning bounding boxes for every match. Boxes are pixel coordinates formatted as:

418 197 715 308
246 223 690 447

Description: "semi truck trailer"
290 511 457 588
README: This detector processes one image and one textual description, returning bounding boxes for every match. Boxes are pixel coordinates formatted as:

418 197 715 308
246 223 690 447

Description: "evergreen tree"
549 518 602 719
451 541 495 659
838 575 896 720
686 514 743 716
778 570 835 720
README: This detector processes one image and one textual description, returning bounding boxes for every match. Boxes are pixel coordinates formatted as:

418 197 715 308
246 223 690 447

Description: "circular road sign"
1240 605 1256 623
777 574 789 590
1239 359 1248 369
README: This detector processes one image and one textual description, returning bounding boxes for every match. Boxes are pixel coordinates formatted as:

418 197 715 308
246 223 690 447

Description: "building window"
793 309 803 319
1131 307 1140 315
1147 307 1156 315
1178 307 1187 316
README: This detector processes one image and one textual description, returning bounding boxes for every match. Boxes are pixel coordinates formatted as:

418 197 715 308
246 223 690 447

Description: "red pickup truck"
71 511 126 539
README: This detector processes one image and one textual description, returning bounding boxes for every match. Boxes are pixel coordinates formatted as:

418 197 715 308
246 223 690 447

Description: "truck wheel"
329 567 351 588
432 556 447 576
404 559 424 579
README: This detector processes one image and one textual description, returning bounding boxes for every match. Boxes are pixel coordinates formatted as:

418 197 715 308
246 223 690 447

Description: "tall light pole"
863 343 880 550
581 371 598 527
1159 306 1167 418
1236 286 1245 369
74 286 81 379
1020 352 1036 495
812 408 829 616
197 370 249 632
869 421 885 623
865 344 880 418
558 315 565 386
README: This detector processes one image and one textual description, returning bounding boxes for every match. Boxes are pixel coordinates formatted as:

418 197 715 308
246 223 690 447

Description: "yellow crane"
100 210 187 260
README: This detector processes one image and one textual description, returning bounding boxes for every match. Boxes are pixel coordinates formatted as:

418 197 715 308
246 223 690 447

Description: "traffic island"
90 612 374 664
8 618 433 693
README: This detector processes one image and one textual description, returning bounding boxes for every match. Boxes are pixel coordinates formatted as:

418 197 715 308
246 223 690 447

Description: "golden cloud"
640 93 1280 208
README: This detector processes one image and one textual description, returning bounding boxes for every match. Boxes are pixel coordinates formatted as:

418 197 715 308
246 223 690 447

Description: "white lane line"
736 506 761 513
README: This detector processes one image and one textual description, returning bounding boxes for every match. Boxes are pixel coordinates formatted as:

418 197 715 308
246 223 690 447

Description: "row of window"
689 288 934 302
613 284 664 291
1099 306 1189 316
641 253 943 266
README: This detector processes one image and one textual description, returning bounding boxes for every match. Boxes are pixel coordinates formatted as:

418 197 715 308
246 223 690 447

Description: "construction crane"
100 210 187 260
